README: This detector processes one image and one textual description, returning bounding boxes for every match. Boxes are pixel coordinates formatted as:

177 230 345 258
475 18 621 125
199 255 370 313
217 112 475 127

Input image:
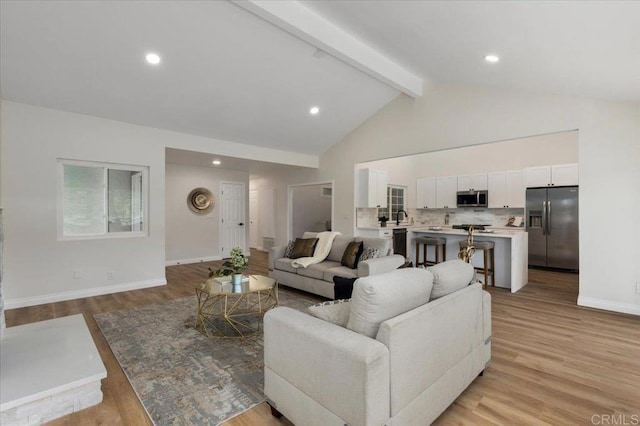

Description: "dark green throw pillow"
289 238 319 259
341 241 363 269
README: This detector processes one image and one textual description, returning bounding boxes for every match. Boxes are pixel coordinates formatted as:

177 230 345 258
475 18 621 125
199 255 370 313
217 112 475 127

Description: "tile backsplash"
356 207 525 228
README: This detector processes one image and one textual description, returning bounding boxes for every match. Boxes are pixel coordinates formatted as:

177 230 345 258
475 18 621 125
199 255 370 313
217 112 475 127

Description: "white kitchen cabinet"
487 172 506 208
551 163 579 186
457 173 488 191
355 227 393 239
488 170 524 208
357 168 388 208
524 163 578 187
416 177 437 209
505 170 525 207
436 176 458 208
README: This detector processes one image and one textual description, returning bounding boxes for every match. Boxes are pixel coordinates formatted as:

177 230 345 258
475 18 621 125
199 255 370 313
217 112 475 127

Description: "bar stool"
415 236 446 267
459 240 495 288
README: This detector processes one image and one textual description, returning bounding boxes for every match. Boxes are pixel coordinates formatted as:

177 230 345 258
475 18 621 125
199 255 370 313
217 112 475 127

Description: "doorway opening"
288 182 334 240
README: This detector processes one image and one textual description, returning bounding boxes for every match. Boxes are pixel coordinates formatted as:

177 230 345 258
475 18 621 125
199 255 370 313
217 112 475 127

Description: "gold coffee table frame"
195 275 278 338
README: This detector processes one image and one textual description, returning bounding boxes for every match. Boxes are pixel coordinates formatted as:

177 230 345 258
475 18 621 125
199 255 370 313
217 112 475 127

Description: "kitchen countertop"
409 227 526 238
357 224 526 233
356 224 427 230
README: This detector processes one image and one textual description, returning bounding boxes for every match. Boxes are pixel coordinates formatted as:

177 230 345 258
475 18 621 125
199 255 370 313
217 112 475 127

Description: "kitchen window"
378 185 406 222
57 159 148 239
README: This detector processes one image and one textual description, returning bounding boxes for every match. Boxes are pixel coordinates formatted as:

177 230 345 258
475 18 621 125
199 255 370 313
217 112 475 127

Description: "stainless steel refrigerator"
525 186 579 270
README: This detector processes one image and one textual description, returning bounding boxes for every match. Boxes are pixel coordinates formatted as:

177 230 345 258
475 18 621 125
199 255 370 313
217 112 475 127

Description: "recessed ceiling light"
484 54 500 63
145 52 161 65
212 160 221 165
309 106 320 115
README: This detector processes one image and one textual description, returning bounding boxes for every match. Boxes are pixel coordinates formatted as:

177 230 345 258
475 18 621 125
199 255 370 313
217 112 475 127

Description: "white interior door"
249 190 258 249
220 182 246 258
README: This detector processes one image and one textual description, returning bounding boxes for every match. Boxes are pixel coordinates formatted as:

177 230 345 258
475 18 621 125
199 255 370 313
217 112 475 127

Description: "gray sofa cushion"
297 261 341 280
355 237 391 257
323 266 358 282
347 268 433 338
274 258 297 274
327 235 354 262
427 260 475 300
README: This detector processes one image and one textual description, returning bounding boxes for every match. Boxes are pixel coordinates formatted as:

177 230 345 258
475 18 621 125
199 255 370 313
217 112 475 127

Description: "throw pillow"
284 240 295 258
333 276 358 299
308 299 351 328
289 237 319 259
341 241 363 269
358 247 379 262
427 260 475 300
347 268 433 338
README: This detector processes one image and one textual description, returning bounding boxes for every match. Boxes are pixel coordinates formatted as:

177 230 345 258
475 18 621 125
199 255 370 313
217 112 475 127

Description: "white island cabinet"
408 228 528 293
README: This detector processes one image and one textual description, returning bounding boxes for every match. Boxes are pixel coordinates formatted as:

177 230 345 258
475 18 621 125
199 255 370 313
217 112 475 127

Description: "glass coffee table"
195 274 278 338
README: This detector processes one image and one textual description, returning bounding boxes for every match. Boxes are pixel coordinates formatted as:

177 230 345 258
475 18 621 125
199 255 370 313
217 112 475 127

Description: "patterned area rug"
94 288 315 425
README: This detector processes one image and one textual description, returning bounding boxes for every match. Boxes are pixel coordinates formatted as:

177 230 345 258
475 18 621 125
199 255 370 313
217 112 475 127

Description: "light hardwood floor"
5 251 639 425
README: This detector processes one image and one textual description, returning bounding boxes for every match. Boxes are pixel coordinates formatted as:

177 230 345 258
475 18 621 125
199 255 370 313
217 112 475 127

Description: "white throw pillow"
308 300 351 328
347 268 433 338
427 260 475 300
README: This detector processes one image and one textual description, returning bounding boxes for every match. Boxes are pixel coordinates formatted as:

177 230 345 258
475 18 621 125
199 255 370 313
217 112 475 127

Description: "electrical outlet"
107 272 113 280
636 282 640 293
73 271 81 279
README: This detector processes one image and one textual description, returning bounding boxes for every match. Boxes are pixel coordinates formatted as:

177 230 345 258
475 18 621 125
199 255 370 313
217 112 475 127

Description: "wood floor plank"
5 253 639 425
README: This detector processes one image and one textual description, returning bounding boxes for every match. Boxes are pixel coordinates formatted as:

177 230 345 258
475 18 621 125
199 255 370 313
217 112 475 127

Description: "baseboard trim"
5 278 167 309
577 296 640 316
165 256 222 266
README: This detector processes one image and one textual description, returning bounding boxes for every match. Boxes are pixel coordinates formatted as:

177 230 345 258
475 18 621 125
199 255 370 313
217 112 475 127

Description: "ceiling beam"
232 0 423 97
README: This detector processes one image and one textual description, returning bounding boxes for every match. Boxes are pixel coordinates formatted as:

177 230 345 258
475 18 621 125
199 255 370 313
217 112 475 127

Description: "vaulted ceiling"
2 1 638 158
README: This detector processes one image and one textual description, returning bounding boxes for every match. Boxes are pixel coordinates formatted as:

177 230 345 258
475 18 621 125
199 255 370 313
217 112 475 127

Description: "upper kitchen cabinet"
524 163 578 188
488 170 525 208
457 173 488 192
551 163 579 186
416 177 437 209
357 168 388 208
436 176 458 208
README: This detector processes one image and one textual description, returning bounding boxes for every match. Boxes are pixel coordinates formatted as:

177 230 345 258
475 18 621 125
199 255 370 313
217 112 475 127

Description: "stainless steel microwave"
456 190 488 207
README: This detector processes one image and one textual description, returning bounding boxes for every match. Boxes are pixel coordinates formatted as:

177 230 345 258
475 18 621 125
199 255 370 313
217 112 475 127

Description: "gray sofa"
264 261 491 425
268 233 405 299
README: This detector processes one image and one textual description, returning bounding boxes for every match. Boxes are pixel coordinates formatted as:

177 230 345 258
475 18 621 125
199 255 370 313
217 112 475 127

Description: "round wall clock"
187 187 214 214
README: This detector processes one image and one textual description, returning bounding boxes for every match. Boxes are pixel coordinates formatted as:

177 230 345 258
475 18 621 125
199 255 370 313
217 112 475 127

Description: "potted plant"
208 247 249 285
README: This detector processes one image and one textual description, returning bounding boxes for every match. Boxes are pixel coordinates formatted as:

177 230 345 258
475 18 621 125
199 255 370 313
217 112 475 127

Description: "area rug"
94 288 316 425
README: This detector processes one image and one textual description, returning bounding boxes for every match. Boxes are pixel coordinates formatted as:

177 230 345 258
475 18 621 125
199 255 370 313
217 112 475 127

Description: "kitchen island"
408 227 528 292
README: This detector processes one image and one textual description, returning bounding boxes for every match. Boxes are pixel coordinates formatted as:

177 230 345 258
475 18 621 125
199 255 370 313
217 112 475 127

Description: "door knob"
239 222 244 226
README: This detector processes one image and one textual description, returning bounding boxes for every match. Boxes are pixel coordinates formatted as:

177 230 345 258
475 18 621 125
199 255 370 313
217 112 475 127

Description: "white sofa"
263 262 492 426
269 233 405 299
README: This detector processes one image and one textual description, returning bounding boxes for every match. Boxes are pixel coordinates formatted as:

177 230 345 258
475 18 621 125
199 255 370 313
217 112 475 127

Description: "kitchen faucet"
396 209 409 226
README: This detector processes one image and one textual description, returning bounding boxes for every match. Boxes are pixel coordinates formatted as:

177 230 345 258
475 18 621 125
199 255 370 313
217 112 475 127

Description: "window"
58 160 148 239
378 185 407 222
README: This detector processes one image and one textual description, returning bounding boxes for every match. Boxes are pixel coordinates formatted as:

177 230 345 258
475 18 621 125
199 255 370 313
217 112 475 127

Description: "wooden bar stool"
459 240 495 288
414 236 446 267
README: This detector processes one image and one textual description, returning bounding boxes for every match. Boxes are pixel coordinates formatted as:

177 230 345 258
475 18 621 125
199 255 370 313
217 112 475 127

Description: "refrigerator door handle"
547 200 552 235
542 201 548 236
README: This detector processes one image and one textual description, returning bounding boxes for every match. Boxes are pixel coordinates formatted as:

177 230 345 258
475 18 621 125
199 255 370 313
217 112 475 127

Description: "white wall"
0 101 319 308
165 162 249 264
291 184 332 238
256 83 640 315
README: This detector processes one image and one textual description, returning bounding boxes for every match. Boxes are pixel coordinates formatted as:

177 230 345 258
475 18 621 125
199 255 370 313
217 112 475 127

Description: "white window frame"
57 159 149 241
379 185 407 222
